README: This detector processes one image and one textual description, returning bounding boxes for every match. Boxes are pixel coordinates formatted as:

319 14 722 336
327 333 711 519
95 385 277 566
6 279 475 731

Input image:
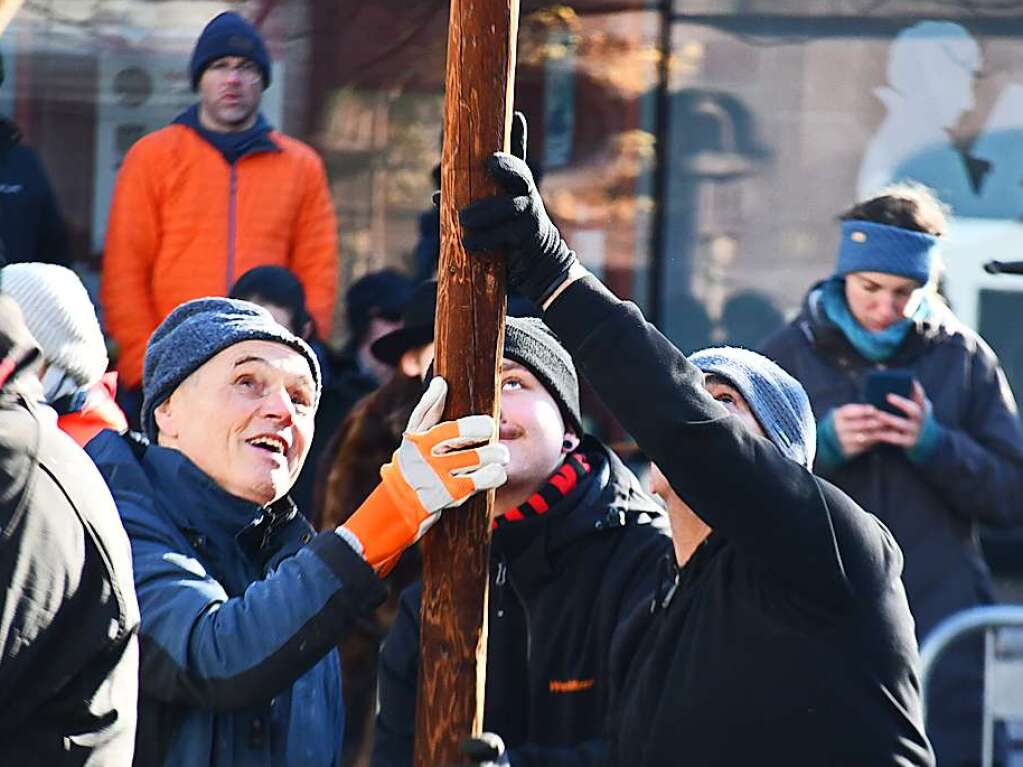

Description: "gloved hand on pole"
458 113 579 307
342 377 509 575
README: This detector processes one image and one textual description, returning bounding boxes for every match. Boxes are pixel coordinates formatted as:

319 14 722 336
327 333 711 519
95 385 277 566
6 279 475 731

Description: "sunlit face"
155 340 316 506
497 360 575 505
198 56 263 132
844 271 922 333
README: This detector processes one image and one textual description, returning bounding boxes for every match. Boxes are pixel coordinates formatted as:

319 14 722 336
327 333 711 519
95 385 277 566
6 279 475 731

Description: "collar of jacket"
142 443 297 559
173 103 280 161
651 532 727 613
493 435 664 590
795 280 954 370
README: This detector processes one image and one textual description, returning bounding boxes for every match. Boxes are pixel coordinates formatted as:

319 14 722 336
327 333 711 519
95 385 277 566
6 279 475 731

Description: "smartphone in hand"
863 370 915 416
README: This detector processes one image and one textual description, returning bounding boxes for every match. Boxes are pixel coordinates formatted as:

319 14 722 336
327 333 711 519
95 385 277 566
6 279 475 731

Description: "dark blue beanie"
834 220 937 285
142 297 320 441
690 347 816 469
190 12 271 91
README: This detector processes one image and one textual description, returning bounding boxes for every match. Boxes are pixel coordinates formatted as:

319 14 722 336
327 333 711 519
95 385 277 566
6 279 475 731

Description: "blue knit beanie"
690 347 816 469
834 220 937 285
142 297 320 441
189 12 271 91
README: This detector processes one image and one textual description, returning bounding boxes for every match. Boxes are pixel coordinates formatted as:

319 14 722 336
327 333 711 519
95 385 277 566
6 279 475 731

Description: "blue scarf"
818 278 930 362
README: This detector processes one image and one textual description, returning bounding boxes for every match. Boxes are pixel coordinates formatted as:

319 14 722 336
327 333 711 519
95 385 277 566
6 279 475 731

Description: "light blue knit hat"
142 297 321 441
690 347 816 469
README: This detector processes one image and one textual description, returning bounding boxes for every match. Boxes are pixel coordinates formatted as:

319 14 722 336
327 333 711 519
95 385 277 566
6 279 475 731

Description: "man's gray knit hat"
690 346 816 469
1 263 108 388
503 316 582 435
142 297 321 440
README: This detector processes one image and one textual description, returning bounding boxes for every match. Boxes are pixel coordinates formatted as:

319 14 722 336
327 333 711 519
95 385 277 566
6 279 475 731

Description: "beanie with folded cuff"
141 297 321 440
690 346 816 469
834 219 937 285
503 316 582 436
190 11 272 90
1 263 108 393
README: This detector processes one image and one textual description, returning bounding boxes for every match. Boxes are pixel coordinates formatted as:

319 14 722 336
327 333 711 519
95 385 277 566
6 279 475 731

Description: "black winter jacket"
544 276 933 767
0 343 140 763
372 438 671 767
762 287 1023 765
0 118 69 265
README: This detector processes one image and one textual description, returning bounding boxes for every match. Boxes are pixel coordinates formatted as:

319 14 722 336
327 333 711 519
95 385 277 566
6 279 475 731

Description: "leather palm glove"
342 377 509 575
441 733 510 767
459 113 577 306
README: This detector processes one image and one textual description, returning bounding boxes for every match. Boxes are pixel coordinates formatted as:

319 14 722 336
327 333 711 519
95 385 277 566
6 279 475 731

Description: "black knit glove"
459 113 577 306
441 733 511 767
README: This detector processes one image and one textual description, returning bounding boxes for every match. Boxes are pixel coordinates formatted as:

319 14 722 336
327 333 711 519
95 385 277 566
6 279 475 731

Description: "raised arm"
459 147 900 607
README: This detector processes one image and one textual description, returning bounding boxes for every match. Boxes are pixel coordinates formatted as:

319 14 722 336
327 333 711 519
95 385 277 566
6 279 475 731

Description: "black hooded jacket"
542 276 932 767
0 296 139 765
762 284 1023 765
372 437 671 767
0 119 69 265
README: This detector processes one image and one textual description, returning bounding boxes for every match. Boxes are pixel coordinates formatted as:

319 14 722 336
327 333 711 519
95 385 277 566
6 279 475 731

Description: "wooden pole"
413 0 519 765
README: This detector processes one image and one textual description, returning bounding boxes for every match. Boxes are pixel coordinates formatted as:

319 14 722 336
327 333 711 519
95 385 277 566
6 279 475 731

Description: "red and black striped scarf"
493 450 592 529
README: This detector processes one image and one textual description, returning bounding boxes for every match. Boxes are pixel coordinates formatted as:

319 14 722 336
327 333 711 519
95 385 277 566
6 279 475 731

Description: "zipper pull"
496 560 507 586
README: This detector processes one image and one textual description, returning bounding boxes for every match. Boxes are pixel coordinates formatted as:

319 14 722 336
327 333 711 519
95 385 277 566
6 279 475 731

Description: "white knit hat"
1 263 108 390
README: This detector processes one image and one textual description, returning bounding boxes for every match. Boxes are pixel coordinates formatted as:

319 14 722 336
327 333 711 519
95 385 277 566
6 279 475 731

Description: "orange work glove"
342 377 509 575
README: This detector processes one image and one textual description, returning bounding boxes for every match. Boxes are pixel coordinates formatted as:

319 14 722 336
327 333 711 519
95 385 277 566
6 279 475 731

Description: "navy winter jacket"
762 286 1023 765
0 119 68 265
87 430 387 767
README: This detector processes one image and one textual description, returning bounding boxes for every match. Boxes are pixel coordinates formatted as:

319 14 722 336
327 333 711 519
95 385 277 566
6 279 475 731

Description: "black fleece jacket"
543 275 933 767
372 438 671 767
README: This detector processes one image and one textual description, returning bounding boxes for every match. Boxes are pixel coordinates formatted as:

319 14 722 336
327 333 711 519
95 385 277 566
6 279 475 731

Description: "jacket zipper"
495 558 508 618
506 568 532 665
227 163 237 290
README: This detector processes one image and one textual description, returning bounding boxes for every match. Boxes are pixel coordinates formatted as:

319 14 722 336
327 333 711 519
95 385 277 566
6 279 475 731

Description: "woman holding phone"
762 183 1023 767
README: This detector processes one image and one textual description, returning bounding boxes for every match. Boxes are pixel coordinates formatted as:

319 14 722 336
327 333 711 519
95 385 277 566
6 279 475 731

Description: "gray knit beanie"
1 263 108 389
142 297 321 440
503 316 582 435
690 346 816 469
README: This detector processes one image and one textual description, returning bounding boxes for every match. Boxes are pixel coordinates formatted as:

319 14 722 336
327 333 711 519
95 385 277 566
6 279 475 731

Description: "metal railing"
919 605 1023 767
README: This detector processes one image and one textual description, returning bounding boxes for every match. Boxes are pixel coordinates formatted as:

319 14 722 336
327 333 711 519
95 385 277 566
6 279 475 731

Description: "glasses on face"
207 59 262 84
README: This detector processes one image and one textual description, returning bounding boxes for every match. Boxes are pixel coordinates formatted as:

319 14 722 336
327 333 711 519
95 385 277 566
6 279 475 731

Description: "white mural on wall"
857 20 1023 329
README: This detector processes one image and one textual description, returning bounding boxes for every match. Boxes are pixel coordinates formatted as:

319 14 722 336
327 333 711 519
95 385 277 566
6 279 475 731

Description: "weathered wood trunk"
412 1 520 766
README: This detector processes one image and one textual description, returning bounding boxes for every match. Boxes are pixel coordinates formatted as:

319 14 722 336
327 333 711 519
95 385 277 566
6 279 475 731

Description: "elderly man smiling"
86 297 508 767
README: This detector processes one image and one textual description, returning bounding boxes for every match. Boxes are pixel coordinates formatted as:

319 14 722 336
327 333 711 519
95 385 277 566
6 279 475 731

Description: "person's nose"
260 386 296 424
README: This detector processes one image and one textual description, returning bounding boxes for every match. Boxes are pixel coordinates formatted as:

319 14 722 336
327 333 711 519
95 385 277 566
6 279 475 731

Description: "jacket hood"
0 295 40 393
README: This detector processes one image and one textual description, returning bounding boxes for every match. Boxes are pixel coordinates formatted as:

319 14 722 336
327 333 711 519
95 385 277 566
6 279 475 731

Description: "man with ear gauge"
85 296 509 767
372 314 672 767
454 117 933 766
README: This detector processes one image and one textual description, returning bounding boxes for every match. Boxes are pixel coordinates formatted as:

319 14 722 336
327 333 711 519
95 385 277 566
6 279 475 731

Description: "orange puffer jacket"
102 122 338 387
